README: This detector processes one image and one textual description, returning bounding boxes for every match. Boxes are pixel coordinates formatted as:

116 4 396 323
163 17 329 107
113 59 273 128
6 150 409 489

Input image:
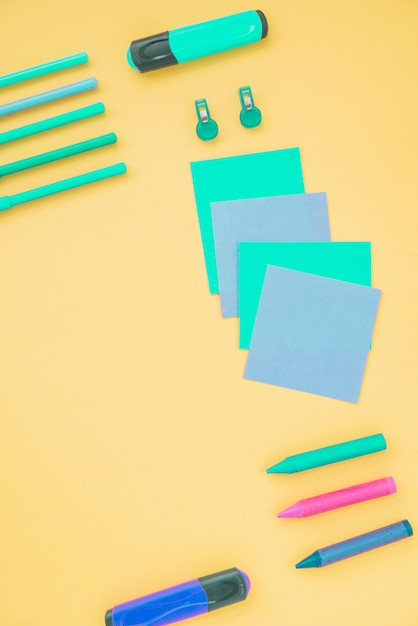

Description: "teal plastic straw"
0 102 105 145
0 52 88 88
0 77 98 117
0 162 127 212
0 133 117 178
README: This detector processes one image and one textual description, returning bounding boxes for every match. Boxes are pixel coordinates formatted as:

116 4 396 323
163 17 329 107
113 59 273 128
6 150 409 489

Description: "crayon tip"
277 503 302 518
266 460 289 473
295 551 322 569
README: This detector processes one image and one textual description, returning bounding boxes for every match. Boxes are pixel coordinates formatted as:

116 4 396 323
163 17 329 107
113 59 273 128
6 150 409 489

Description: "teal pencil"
0 103 105 145
0 162 127 212
0 52 88 88
266 434 387 474
0 133 117 178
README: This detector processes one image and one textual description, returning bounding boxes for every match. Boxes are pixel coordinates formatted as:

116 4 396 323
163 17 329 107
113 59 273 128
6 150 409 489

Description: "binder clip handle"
239 86 262 128
195 98 218 141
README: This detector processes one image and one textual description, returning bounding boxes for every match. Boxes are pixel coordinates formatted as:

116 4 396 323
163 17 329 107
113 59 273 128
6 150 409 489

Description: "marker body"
267 433 386 474
296 520 413 568
128 10 268 73
105 568 250 626
278 477 396 517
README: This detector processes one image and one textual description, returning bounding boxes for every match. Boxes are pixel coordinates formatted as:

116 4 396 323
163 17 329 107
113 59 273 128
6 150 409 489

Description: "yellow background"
1 1 417 625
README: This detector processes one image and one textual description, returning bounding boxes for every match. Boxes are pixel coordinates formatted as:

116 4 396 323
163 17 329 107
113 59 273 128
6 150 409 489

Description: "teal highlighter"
127 10 268 72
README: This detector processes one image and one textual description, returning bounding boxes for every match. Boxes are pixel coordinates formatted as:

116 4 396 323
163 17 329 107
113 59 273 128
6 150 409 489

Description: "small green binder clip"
195 98 218 141
238 86 262 128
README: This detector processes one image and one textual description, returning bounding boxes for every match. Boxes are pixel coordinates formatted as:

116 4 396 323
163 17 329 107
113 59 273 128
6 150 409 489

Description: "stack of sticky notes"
190 147 381 403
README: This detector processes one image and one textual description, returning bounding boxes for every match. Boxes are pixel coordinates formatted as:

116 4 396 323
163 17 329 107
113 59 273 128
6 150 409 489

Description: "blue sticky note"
211 193 331 318
190 147 305 294
244 266 381 403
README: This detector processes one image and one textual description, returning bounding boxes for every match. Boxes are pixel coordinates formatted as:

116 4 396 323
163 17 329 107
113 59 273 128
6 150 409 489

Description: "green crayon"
266 434 387 474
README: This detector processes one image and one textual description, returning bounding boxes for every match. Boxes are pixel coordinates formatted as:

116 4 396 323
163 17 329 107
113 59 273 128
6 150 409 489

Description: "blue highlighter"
105 567 250 626
127 10 268 72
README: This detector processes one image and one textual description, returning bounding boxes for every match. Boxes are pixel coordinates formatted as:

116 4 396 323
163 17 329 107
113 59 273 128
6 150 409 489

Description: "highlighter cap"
128 32 178 72
199 567 250 610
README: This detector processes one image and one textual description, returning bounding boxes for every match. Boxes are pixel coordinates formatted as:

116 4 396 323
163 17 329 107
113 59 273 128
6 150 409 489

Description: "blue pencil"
0 77 98 117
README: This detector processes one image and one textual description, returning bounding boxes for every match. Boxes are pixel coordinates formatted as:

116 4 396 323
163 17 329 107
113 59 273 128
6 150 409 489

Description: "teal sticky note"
239 242 372 349
190 148 305 294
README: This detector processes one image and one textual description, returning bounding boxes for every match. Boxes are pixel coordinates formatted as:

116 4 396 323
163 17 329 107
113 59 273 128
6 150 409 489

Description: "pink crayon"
278 477 396 518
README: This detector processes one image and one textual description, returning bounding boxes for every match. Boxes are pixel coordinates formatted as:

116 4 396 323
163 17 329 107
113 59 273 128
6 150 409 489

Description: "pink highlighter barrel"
278 477 396 518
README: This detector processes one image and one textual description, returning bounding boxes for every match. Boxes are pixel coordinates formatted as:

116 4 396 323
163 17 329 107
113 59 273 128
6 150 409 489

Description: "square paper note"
239 242 372 349
190 147 305 294
211 193 330 317
244 266 381 403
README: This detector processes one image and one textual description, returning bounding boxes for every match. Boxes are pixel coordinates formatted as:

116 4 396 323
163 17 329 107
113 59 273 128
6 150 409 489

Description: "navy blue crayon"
296 520 413 568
